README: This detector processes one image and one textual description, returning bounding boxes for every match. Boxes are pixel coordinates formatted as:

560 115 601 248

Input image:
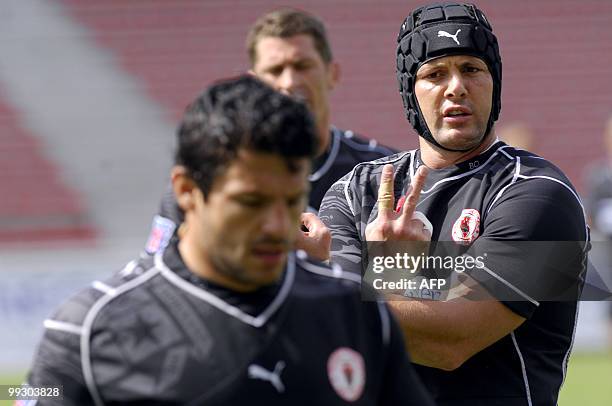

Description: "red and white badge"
452 209 481 245
327 347 365 402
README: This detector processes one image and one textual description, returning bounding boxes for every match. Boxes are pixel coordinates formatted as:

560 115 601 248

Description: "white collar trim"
309 127 340 182
155 251 295 328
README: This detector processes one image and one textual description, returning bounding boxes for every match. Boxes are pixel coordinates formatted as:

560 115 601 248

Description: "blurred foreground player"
144 9 396 260
320 3 589 405
25 76 434 406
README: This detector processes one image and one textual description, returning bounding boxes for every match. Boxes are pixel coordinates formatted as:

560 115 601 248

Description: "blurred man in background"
144 9 396 261
320 2 588 404
497 122 535 152
585 117 612 242
584 116 612 346
246 9 397 211
25 76 433 405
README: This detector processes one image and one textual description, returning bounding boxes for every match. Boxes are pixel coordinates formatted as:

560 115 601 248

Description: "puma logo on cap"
437 29 461 45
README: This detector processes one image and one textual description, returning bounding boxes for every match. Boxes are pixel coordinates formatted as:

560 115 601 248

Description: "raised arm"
356 164 527 370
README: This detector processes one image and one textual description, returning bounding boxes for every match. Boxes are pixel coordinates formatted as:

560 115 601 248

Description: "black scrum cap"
396 3 502 151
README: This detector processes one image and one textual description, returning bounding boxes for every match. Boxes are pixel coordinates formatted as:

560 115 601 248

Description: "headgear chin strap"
396 3 502 152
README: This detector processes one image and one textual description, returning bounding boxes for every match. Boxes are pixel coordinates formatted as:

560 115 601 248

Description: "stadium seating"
0 96 95 244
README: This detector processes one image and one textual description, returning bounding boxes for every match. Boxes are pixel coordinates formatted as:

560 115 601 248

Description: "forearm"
388 299 471 370
388 298 524 370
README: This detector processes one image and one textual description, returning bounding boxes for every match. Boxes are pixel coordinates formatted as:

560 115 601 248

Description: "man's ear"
171 166 198 212
327 61 341 90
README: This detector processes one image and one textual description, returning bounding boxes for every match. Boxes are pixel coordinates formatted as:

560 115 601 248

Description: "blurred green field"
0 352 610 405
559 351 612 405
0 372 25 406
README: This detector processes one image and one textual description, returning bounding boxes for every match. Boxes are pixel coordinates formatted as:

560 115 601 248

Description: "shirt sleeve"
467 177 588 318
319 178 365 276
26 325 95 405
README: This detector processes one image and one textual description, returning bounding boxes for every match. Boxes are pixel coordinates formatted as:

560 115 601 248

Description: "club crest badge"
452 209 481 245
327 347 365 402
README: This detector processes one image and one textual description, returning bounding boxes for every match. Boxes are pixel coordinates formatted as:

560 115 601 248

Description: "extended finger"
377 164 395 220
401 165 429 220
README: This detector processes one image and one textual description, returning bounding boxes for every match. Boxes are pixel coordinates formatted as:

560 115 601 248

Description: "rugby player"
320 3 589 404
144 9 396 260
25 76 434 405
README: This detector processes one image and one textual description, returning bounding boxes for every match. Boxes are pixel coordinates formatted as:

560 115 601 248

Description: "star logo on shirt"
118 313 161 348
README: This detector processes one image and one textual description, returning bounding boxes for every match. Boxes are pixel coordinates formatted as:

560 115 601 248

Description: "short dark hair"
246 8 333 65
175 75 318 197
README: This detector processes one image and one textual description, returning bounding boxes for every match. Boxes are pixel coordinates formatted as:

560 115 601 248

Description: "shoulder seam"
498 174 589 243
297 257 362 284
44 319 84 335
81 266 160 406
91 281 117 296
486 156 521 215
338 129 395 155
309 128 341 182
343 151 412 217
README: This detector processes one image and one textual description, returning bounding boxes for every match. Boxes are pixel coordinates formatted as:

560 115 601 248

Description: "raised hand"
365 164 432 242
295 212 331 261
